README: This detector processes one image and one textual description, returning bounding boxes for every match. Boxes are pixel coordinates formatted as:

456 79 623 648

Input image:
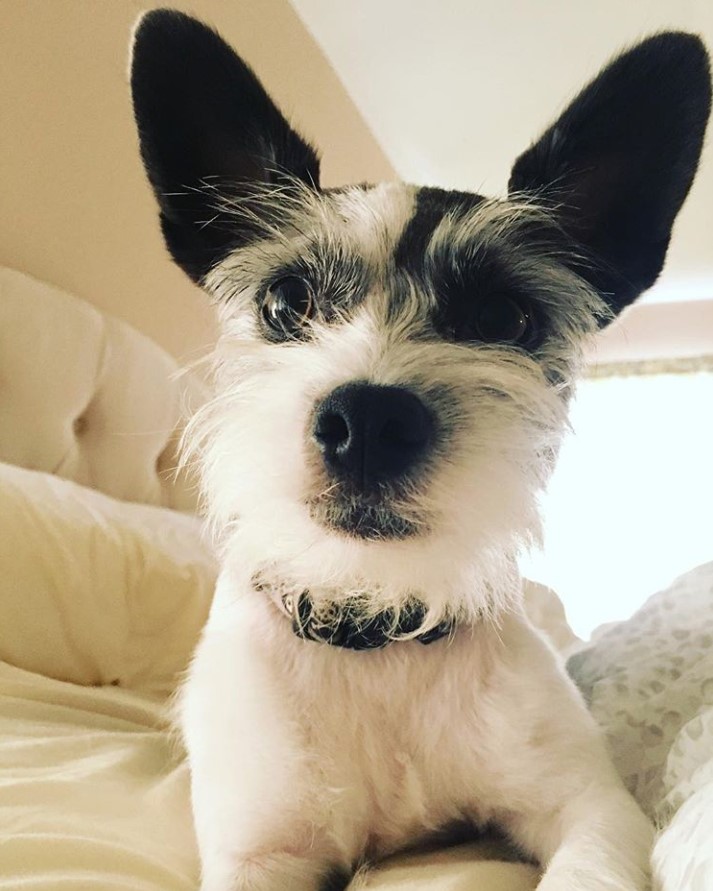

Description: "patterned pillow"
567 562 713 823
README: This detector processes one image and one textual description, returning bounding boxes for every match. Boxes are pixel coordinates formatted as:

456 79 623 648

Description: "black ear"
510 32 711 316
131 9 320 283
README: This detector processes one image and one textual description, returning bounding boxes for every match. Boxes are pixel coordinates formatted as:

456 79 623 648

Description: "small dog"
131 11 710 890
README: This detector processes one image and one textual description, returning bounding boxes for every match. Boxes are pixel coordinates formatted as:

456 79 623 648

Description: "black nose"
313 383 434 488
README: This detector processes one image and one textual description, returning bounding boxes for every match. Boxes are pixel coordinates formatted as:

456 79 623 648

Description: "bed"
0 266 710 890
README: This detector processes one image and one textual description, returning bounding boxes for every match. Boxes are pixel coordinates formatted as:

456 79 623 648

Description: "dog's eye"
262 276 315 339
469 296 537 347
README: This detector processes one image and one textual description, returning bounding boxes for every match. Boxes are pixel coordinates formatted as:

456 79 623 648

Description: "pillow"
567 562 713 820
566 564 713 888
0 461 216 695
0 266 206 511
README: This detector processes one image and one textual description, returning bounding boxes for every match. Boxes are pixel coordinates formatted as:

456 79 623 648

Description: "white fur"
180 184 653 890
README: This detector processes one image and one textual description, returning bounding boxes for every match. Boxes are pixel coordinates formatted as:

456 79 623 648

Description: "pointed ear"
130 9 320 283
509 32 711 316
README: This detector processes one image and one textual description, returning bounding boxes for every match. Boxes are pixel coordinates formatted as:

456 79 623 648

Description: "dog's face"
186 183 601 611
131 12 710 615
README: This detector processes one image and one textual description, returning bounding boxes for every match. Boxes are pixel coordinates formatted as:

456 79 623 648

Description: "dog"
130 10 710 890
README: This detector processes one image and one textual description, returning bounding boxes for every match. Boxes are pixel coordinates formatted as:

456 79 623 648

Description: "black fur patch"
131 10 320 283
395 187 549 350
510 32 711 313
394 186 485 280
320 865 351 891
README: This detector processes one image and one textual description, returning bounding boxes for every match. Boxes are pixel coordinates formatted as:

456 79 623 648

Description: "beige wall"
0 0 396 361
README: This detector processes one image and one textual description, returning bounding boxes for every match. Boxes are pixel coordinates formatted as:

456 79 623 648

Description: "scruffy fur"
130 11 711 891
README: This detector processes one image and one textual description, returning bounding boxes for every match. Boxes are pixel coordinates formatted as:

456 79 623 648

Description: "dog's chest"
283 626 499 857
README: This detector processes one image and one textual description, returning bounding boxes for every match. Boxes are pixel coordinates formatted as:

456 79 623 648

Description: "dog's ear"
509 32 711 316
131 9 320 283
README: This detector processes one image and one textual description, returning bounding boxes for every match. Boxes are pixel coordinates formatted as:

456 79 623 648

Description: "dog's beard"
308 483 427 541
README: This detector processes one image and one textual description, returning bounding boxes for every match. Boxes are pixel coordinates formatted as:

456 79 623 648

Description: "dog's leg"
180 581 340 891
508 780 653 890
481 616 653 890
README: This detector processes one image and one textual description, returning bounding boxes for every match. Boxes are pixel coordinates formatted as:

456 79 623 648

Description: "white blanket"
0 662 197 890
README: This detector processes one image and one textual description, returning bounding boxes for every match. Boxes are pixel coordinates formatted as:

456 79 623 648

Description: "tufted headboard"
0 267 207 511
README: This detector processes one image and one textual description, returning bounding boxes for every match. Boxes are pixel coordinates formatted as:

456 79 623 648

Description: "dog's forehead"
327 182 416 264
394 186 487 271
328 183 487 268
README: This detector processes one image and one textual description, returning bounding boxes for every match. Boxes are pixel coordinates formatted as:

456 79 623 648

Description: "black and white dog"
131 11 710 890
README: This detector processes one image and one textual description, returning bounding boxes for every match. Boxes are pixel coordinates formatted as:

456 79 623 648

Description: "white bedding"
0 461 212 888
0 463 215 695
0 662 197 890
2 457 710 889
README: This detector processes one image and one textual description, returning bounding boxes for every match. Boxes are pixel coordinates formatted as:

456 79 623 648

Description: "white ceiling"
291 0 713 304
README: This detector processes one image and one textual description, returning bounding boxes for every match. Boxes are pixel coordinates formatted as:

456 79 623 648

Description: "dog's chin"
308 495 425 542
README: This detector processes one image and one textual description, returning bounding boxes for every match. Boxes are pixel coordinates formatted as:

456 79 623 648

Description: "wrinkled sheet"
0 661 197 890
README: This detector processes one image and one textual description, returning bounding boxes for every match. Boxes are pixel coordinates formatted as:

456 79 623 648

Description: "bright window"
521 363 713 639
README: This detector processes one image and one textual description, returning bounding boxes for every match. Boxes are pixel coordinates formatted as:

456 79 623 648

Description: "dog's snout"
313 383 434 488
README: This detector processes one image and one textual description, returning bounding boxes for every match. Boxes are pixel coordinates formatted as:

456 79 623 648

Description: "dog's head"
131 11 710 619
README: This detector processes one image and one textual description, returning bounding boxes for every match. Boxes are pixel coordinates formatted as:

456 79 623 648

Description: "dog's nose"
313 383 434 488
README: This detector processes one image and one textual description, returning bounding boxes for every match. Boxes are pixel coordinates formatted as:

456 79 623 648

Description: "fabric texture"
568 562 713 889
0 661 198 891
0 461 215 695
0 266 204 510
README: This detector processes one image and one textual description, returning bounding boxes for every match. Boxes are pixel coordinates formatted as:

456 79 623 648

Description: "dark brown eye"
471 296 536 346
262 276 314 339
